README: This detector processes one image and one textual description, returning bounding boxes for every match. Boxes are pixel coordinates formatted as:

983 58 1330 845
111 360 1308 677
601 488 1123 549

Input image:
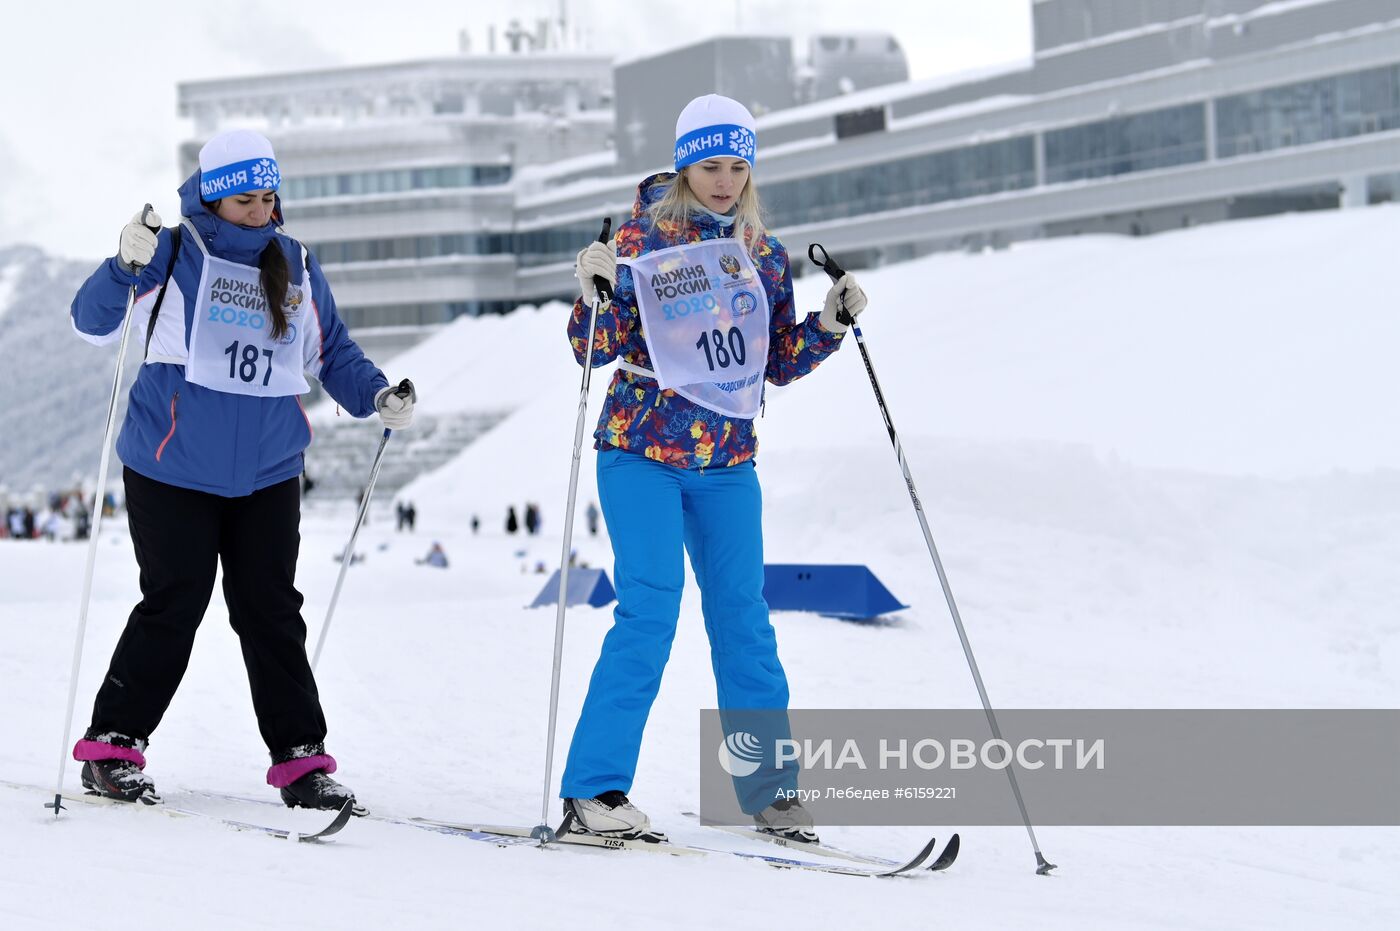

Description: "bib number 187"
225 340 274 387
695 327 746 371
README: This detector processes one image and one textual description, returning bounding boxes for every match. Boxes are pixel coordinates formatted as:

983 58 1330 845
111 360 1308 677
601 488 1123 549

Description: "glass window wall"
1044 103 1206 184
762 136 1037 228
1215 64 1400 158
282 164 512 201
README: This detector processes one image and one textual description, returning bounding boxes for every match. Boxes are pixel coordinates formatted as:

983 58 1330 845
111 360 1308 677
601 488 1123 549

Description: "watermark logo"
718 731 763 777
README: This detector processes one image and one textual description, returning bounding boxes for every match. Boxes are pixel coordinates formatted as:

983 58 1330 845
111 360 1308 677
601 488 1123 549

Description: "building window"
281 164 513 201
340 299 547 329
1215 64 1400 159
515 222 611 267
1369 171 1400 204
761 136 1037 227
1044 103 1207 184
308 232 513 264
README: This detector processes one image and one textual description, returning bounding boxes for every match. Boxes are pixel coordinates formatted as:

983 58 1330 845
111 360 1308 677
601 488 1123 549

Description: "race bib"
185 251 310 397
623 239 770 418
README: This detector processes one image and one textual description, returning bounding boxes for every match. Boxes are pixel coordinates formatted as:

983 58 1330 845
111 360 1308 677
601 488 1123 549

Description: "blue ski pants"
560 449 796 813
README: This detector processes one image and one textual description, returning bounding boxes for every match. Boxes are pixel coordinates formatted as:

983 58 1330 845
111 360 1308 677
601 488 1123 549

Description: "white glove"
375 380 416 430
575 240 617 305
118 209 161 273
818 273 868 334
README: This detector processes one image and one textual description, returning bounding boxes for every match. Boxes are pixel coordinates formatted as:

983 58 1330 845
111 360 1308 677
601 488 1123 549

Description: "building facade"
178 0 1400 343
178 52 614 342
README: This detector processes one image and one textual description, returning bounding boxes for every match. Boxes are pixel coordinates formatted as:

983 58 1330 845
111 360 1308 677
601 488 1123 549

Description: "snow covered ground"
3 207 1398 928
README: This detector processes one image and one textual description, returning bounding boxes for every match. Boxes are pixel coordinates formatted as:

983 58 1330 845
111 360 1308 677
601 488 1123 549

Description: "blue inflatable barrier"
530 568 616 609
762 564 908 620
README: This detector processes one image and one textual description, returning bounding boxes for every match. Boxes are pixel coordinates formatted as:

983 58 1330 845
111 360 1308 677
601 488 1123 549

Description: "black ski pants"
88 468 327 755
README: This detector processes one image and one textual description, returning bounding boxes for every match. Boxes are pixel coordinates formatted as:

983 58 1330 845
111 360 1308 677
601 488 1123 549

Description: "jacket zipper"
155 391 179 462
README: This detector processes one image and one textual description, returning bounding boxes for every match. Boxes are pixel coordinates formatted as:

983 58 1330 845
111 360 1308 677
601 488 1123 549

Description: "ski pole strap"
617 359 657 380
144 225 184 359
807 243 855 327
807 242 845 283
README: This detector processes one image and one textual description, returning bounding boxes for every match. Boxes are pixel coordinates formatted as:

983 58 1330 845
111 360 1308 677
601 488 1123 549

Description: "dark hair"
259 242 290 341
205 197 290 340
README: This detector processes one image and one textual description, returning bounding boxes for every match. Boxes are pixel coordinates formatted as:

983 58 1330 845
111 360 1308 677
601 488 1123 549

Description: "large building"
178 47 615 351
178 0 1400 347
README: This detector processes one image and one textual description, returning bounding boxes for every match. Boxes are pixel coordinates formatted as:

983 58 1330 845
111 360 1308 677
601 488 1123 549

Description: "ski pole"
807 243 1056 875
310 378 415 672
533 217 612 844
47 205 159 818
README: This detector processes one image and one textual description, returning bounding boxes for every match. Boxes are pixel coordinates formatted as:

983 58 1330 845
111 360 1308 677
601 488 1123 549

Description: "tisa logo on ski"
718 731 764 777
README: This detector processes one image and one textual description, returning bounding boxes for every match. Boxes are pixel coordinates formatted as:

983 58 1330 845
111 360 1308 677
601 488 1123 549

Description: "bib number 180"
225 340 275 387
695 327 747 371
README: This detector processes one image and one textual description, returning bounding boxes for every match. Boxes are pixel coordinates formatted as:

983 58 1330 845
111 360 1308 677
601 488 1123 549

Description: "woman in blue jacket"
69 129 415 814
560 95 868 840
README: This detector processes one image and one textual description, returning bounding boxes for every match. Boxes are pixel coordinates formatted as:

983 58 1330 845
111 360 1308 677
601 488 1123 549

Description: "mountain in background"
0 246 133 499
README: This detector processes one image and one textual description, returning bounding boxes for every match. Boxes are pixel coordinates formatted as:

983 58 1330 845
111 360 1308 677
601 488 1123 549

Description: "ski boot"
80 758 160 804
563 790 665 841
279 770 368 818
75 731 159 804
754 797 819 843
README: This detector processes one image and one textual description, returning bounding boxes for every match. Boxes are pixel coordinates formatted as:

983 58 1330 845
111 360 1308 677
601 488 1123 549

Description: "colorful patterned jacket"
567 172 844 470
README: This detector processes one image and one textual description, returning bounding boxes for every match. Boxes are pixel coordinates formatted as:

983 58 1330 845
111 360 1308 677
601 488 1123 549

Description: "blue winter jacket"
71 172 388 498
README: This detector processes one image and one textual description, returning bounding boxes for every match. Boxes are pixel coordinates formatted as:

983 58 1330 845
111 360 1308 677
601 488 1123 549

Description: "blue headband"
674 124 756 170
200 157 282 199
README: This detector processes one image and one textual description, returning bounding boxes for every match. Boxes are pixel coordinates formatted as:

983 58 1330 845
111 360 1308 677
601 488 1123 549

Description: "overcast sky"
1 0 1032 260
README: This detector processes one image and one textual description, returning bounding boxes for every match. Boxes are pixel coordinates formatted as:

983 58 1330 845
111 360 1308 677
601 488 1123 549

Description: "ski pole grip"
808 242 845 283
592 217 613 303
126 203 159 275
391 377 416 403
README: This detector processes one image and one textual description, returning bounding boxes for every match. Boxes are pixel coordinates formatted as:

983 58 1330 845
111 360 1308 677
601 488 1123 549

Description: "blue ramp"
530 568 616 609
763 564 908 620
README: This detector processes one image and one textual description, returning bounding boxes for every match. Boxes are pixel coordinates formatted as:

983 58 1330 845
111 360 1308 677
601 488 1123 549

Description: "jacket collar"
177 170 285 266
632 172 735 240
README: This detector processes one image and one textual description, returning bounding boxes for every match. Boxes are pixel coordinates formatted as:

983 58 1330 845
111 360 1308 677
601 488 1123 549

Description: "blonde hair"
647 168 767 255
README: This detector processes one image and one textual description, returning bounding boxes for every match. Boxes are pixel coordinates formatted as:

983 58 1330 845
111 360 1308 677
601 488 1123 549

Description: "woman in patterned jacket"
560 94 869 841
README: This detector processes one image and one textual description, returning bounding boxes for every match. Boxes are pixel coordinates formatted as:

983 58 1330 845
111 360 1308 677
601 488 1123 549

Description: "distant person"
68 128 417 814
558 95 866 843
524 502 540 536
470 514 480 535
416 541 448 569
406 501 417 532
395 501 407 532
506 505 519 535
585 501 600 537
